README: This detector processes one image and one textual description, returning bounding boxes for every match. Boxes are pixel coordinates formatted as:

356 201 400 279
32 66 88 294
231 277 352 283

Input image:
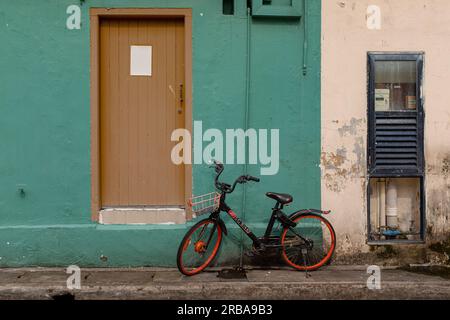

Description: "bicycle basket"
188 192 221 216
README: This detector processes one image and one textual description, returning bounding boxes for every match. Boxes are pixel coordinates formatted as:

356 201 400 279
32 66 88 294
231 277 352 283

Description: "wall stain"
442 158 450 178
321 148 346 170
426 154 450 178
322 136 365 193
352 137 365 173
429 239 450 264
424 154 450 254
426 181 450 265
337 118 363 137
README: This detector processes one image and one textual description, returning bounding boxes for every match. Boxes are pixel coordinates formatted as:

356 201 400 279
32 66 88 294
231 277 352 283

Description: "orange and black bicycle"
176 161 336 276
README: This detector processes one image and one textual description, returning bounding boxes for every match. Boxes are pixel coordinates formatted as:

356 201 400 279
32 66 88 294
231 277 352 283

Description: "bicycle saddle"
265 192 293 204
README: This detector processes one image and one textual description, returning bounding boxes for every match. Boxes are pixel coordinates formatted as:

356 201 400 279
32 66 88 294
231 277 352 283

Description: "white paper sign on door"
130 45 152 76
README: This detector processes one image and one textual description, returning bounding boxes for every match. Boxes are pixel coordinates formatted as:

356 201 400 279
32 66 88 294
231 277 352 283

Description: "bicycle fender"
289 209 331 219
217 218 228 236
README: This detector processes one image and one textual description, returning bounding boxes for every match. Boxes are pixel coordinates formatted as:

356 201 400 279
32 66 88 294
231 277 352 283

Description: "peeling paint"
321 138 364 193
337 118 364 137
442 158 450 178
352 137 365 173
321 149 346 170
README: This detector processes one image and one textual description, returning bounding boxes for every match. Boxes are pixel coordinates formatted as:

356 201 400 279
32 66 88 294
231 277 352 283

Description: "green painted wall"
0 0 321 267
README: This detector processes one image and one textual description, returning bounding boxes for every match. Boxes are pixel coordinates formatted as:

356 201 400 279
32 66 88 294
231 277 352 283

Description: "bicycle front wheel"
280 214 336 271
177 218 223 276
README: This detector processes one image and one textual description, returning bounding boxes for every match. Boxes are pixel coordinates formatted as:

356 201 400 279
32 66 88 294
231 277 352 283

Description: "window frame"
367 52 425 176
366 175 426 244
366 52 426 244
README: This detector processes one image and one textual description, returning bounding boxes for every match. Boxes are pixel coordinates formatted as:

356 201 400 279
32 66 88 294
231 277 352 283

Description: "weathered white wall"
322 0 450 262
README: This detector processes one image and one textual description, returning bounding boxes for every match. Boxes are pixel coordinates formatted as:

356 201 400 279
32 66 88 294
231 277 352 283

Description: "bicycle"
176 161 336 276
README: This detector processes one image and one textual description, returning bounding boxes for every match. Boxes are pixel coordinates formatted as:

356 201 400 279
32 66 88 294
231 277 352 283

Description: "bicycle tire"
177 218 223 276
280 213 336 271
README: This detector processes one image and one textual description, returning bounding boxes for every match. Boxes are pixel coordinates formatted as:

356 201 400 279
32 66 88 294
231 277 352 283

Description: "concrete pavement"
0 265 449 300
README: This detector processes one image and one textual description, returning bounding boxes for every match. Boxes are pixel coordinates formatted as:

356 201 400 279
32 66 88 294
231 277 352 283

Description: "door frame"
89 8 193 221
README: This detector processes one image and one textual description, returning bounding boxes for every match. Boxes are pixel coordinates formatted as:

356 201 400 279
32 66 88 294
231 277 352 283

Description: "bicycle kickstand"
301 248 312 278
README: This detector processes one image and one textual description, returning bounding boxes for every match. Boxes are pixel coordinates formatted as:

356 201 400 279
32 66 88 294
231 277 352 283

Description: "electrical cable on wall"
238 6 252 270
303 0 308 76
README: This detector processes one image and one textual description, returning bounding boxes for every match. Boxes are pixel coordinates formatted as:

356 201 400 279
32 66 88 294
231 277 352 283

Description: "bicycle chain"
223 222 283 252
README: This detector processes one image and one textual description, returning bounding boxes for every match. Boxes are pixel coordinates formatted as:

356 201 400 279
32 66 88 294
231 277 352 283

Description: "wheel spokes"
181 221 220 272
282 216 334 269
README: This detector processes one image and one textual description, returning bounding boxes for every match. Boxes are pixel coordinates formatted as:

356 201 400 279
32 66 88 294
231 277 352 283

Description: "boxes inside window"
405 95 417 110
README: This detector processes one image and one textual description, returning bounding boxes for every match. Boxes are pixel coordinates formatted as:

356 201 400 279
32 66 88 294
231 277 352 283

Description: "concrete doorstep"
0 265 449 300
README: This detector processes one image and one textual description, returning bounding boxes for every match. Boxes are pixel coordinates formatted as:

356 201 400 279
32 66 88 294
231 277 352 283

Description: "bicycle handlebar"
211 160 260 193
246 175 260 182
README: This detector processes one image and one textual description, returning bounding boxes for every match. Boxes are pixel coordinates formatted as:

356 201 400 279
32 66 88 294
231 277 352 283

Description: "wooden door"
99 18 185 207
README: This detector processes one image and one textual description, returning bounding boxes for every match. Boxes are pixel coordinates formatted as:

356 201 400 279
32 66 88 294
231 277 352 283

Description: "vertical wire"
239 7 252 269
303 0 308 76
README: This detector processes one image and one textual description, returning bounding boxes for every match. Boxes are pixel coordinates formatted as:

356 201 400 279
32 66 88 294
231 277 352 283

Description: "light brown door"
99 18 185 207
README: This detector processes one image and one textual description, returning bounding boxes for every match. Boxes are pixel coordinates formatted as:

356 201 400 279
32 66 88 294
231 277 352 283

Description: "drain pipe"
377 178 386 230
239 6 252 270
386 179 399 229
302 0 308 75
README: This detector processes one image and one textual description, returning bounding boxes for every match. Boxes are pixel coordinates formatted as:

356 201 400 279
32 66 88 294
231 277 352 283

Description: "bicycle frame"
210 192 307 249
221 203 261 247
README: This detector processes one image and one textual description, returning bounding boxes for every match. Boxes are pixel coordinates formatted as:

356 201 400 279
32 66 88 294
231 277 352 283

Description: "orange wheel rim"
182 239 191 252
179 221 222 276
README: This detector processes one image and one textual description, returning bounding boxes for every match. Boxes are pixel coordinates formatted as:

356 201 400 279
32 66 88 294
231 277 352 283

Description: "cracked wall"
322 0 450 263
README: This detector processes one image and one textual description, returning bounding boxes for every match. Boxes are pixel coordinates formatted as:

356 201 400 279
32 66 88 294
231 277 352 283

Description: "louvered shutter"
371 113 420 173
368 53 424 176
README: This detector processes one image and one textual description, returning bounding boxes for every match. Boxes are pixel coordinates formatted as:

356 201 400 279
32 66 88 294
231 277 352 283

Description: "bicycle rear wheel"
177 218 222 276
280 214 336 271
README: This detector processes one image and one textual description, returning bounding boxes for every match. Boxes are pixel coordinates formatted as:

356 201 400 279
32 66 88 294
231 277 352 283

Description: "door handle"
179 84 184 103
178 84 184 114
